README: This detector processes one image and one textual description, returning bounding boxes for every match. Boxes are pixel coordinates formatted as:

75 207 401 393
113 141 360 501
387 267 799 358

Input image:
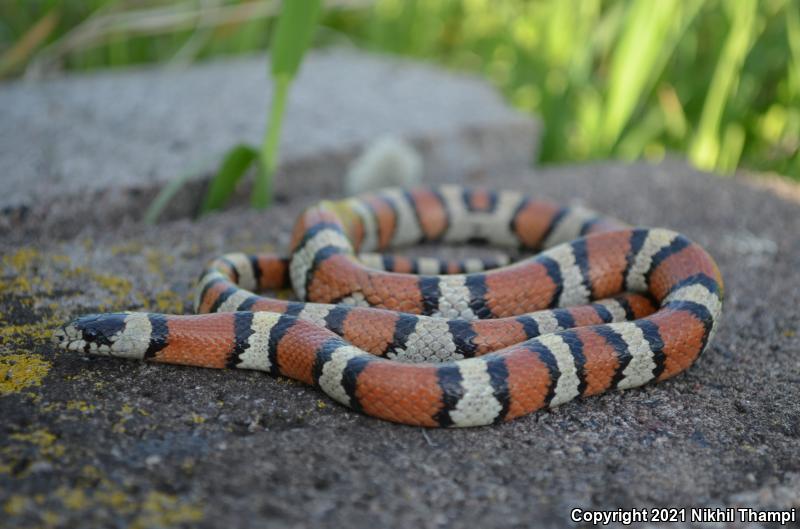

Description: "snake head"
54 313 129 355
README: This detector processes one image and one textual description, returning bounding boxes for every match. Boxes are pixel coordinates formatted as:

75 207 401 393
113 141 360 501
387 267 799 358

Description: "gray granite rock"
1 157 798 528
0 48 537 241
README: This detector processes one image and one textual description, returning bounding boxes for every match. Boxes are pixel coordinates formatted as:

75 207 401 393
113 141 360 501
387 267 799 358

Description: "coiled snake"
55 186 723 427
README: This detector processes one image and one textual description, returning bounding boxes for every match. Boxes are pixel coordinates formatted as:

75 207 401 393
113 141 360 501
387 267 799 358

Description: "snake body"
56 186 723 427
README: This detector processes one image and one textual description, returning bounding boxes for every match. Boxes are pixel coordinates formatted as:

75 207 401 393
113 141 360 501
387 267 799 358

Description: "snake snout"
54 313 128 354
53 320 84 351
52 325 69 347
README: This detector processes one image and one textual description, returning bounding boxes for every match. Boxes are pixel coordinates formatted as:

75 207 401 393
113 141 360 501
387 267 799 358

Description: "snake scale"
55 185 724 427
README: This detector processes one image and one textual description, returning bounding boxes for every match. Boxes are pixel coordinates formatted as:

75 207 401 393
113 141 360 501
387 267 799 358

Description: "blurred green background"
2 0 798 180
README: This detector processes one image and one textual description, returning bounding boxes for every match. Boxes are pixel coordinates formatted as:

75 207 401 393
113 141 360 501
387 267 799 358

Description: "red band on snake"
56 185 723 427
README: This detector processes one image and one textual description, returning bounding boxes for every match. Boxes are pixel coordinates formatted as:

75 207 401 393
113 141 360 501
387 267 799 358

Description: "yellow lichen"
4 247 40 271
0 273 53 295
62 265 88 279
111 403 144 434
49 472 205 525
62 267 134 310
0 317 61 345
152 290 184 314
0 248 54 294
0 353 51 394
41 510 62 526
145 249 176 278
94 489 135 513
80 465 102 481
11 484 205 525
3 494 29 515
65 400 96 413
55 487 88 510
130 491 204 529
92 273 132 300
9 428 65 458
110 242 144 256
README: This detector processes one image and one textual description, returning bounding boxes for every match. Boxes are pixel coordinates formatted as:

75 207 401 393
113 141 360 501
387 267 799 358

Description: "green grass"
2 0 798 180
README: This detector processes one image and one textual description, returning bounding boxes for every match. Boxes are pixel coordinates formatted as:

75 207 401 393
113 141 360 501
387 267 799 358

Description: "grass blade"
785 2 800 97
202 144 259 213
253 75 290 208
0 9 59 78
143 154 217 224
253 0 322 209
270 0 322 78
599 0 705 155
689 0 759 171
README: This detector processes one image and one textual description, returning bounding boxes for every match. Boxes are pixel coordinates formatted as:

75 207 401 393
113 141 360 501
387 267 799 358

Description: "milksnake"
55 185 724 427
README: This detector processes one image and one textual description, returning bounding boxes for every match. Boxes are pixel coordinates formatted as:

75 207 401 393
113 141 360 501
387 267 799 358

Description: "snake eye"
83 328 99 341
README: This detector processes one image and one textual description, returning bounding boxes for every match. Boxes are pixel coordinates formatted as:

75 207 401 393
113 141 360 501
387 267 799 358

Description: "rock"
0 49 538 241
1 41 798 529
1 155 799 528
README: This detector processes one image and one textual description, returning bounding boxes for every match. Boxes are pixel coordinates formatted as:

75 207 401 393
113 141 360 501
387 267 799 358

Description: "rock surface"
0 49 537 241
1 155 798 528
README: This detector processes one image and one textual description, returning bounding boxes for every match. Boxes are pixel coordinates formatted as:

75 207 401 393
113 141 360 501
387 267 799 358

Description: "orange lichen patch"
485 264 557 317
471 319 527 356
511 200 561 248
342 308 398 355
649 244 722 301
153 314 234 368
574 327 620 396
276 320 331 385
503 347 551 420
356 361 441 426
409 188 447 240
649 310 708 380
586 230 631 298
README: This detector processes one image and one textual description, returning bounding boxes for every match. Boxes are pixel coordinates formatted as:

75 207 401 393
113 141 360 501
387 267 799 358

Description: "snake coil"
56 185 723 427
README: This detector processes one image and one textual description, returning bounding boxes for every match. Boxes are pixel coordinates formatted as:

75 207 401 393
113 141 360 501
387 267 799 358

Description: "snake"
55 185 724 427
